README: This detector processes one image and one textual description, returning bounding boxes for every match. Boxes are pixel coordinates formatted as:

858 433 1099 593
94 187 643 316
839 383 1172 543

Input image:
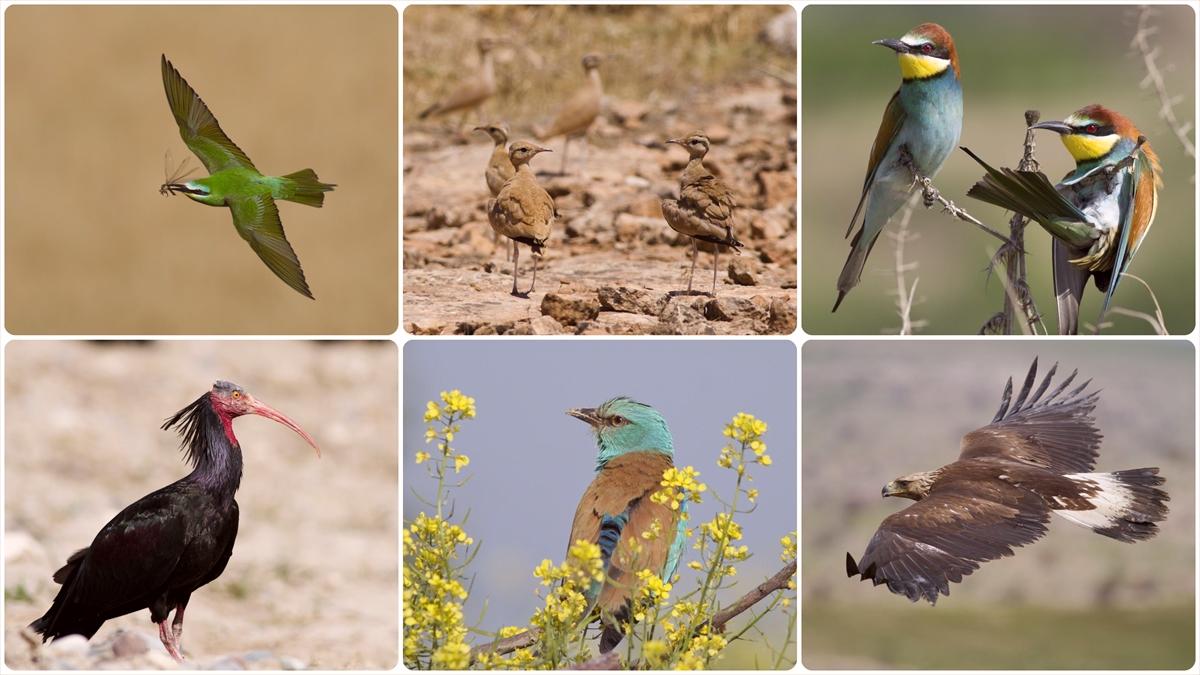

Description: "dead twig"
888 193 926 335
980 110 1045 335
897 146 1013 247
1131 5 1195 158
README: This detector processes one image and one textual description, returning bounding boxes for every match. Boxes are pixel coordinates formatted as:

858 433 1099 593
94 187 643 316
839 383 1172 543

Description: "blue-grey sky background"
403 340 797 643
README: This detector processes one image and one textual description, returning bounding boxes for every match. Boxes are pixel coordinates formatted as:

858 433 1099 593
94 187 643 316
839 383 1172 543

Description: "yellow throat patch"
1061 133 1119 162
897 53 949 80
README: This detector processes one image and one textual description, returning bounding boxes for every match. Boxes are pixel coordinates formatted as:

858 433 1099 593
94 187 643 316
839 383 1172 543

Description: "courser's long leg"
687 238 698 294
712 244 720 296
511 242 521 296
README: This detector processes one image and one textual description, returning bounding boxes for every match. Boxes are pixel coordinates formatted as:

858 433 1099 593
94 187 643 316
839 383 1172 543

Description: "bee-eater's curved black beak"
873 38 910 54
1030 121 1073 135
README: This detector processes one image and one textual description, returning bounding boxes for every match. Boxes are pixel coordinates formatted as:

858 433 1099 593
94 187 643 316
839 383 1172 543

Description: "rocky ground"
403 79 796 335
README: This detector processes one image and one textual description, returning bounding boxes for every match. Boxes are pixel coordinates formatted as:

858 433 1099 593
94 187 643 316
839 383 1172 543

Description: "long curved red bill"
245 395 321 458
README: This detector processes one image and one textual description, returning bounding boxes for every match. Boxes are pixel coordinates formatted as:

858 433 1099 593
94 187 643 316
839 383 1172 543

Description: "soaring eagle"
846 358 1169 604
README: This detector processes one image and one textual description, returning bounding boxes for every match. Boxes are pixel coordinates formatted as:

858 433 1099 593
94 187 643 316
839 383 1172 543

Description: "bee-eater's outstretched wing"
228 195 313 299
961 147 1091 236
1099 149 1161 313
161 55 258 174
847 90 906 237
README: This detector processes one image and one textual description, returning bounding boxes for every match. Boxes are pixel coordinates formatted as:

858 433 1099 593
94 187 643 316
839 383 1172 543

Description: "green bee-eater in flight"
160 55 334 299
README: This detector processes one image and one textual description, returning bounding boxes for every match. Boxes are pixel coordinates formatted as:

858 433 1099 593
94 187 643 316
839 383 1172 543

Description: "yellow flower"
454 454 470 473
780 532 797 563
759 454 773 466
687 561 703 571
415 451 430 464
440 389 477 419
643 639 670 668
746 488 759 502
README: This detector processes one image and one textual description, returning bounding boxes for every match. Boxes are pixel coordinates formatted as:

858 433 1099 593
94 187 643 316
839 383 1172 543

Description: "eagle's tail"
1055 468 1169 542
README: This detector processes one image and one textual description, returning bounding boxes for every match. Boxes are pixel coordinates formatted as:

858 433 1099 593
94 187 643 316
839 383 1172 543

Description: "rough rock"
540 293 601 325
598 286 668 315
756 170 796 209
728 258 758 286
768 297 797 333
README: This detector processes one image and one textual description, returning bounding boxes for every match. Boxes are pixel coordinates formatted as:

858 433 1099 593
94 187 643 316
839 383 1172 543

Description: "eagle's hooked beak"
881 481 899 498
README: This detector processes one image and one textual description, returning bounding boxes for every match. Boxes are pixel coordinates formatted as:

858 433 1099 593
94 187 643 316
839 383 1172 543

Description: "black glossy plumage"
30 390 243 643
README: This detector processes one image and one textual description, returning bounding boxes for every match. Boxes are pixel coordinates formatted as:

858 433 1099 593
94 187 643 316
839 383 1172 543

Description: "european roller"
566 397 688 653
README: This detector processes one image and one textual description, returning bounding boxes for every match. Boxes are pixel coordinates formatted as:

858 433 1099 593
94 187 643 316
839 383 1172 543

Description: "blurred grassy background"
5 6 397 334
802 5 1195 334
404 5 795 128
802 341 1195 669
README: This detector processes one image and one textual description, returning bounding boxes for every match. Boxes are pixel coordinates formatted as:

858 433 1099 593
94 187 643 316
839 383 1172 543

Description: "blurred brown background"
5 6 397 334
802 341 1194 669
4 341 398 669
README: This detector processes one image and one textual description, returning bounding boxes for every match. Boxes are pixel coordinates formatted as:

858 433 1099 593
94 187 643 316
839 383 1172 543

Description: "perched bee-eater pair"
836 24 1161 335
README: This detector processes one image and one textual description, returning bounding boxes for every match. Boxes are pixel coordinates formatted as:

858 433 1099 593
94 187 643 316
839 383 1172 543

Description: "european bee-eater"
962 105 1161 334
566 397 688 653
159 55 335 299
835 23 963 312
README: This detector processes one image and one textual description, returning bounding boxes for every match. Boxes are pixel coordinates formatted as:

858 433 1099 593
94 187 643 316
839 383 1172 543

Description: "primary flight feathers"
160 55 335 299
847 358 1168 604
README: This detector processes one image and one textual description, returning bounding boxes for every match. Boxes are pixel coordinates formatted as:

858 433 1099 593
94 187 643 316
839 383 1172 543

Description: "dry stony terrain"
4 342 398 670
403 80 797 335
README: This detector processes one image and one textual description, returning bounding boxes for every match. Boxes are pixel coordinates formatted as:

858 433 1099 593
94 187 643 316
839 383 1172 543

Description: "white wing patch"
1052 472 1131 531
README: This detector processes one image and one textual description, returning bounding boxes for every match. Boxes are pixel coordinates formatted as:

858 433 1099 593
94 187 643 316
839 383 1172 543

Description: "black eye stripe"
908 42 949 59
1075 124 1115 136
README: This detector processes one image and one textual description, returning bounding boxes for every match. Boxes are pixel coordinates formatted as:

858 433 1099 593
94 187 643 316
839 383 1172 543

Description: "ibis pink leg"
158 619 184 663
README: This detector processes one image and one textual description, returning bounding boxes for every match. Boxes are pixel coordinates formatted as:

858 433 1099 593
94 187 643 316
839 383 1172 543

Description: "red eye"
920 43 933 54
1085 124 1099 134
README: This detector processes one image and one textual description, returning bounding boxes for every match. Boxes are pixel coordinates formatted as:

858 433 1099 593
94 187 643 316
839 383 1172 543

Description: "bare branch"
1131 5 1195 158
897 146 1012 246
711 560 796 633
888 194 926 335
980 110 1045 335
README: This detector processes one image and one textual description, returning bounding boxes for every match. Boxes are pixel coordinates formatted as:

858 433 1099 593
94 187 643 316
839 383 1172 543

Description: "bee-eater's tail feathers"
834 227 883 312
1053 239 1087 335
832 290 849 313
281 169 336 208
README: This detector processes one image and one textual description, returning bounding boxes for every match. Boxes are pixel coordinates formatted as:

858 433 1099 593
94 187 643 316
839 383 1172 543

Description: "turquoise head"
568 397 675 470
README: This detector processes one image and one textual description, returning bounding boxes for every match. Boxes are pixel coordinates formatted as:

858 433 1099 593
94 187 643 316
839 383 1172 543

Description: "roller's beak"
245 394 321 458
873 38 910 54
567 407 603 428
472 125 487 133
1030 121 1073 135
665 138 684 146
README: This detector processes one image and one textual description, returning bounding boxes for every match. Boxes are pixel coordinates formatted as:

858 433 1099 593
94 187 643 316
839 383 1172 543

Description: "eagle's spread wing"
958 357 1101 473
847 481 1050 604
